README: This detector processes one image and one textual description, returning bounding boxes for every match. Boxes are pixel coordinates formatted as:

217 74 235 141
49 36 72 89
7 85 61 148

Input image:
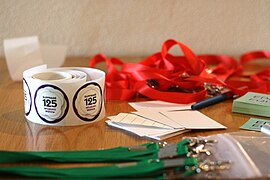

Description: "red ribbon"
89 39 270 103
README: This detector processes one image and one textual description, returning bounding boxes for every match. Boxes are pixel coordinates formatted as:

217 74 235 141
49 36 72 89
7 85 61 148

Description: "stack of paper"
106 101 226 140
232 92 270 117
106 113 188 140
129 100 193 111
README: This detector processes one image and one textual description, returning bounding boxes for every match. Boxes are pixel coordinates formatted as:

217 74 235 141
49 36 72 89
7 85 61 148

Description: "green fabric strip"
177 138 190 156
0 160 165 179
0 157 198 179
0 143 159 163
0 140 192 164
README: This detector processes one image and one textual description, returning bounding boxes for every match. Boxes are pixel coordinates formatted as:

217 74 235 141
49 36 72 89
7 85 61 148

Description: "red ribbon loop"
89 40 270 103
161 39 205 75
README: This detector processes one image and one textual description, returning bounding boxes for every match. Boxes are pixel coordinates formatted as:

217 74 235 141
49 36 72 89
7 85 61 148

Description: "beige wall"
1 0 270 58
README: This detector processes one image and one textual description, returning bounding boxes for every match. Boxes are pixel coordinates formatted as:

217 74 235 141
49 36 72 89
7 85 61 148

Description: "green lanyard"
0 139 190 163
0 157 198 179
0 138 231 179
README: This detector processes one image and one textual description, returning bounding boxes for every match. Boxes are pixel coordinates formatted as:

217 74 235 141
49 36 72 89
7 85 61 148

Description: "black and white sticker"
34 84 69 124
73 82 102 122
23 78 32 116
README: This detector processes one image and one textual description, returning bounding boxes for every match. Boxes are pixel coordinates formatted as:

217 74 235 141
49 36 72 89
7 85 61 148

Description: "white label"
35 85 68 123
23 79 31 115
73 82 102 121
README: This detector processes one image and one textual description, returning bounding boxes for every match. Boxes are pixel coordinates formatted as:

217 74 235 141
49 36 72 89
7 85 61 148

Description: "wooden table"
0 57 260 150
0 55 270 178
0 57 266 176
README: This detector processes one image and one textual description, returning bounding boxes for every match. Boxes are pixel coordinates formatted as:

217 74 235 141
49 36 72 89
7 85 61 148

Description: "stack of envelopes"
106 101 226 140
232 92 270 117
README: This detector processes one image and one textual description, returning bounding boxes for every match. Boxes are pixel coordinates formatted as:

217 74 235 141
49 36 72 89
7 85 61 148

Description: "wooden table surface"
1 55 270 180
0 57 262 152
1 56 270 179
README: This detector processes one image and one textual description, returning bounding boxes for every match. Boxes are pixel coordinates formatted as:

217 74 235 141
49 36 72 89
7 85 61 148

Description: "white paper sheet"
132 111 185 129
106 120 186 140
3 36 43 81
106 120 180 136
108 113 173 129
41 45 67 68
147 129 190 140
160 111 226 129
106 112 189 140
129 100 193 111
106 109 226 140
3 36 67 81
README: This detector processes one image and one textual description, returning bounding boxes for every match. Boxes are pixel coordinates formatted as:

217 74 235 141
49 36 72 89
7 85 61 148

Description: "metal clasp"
184 137 217 157
204 82 223 96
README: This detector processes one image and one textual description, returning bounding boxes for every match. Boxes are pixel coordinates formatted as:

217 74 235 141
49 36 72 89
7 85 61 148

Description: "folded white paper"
106 108 226 140
3 36 67 81
41 44 67 68
109 113 173 129
129 100 193 111
160 111 226 129
132 111 184 129
3 36 43 81
106 115 187 140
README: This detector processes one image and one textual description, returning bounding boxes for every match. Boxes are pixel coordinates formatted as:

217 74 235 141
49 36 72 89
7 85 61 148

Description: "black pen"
191 91 234 110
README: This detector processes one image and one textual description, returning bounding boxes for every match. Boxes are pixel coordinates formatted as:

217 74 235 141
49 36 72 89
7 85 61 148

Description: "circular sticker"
23 78 32 116
34 84 69 124
73 82 102 122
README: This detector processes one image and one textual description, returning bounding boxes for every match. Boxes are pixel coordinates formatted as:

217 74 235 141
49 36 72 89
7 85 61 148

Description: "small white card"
160 111 226 129
108 113 172 129
106 109 226 140
106 118 187 140
132 111 184 129
129 100 193 111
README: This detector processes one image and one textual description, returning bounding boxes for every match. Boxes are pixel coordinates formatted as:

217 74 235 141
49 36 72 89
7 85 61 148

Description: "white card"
106 120 182 136
108 113 173 129
147 129 190 140
106 120 186 140
132 111 185 129
161 111 226 129
129 100 193 111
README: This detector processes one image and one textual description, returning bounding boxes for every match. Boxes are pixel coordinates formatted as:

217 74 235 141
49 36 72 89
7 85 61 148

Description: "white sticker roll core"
32 71 72 81
23 65 106 126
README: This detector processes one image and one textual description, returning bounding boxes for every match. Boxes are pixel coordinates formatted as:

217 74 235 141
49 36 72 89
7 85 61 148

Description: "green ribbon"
0 142 159 163
177 138 190 156
0 139 198 179
0 140 191 163
0 158 198 179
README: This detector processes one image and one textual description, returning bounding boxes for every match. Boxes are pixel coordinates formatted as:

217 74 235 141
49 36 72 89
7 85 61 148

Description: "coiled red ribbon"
89 39 270 103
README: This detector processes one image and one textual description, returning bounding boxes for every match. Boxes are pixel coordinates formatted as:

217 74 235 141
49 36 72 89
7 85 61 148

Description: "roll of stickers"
23 65 106 126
